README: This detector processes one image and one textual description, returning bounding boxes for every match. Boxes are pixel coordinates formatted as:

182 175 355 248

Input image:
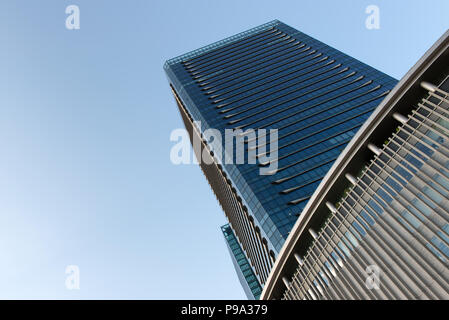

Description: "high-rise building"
164 20 397 294
222 224 262 300
262 30 449 300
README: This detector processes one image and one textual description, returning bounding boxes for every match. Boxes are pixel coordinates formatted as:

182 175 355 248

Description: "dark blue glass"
165 20 398 289
221 224 262 299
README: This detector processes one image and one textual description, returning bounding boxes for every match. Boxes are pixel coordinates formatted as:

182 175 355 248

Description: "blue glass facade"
221 224 262 300
165 20 397 289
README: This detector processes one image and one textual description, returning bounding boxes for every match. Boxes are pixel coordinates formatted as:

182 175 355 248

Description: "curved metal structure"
262 30 449 300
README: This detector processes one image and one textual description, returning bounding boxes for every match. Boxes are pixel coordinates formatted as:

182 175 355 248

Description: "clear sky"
0 0 448 299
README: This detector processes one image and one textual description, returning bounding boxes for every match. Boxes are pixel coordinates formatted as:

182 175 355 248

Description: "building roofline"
163 20 281 69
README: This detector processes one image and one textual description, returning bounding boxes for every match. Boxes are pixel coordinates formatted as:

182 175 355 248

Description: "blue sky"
0 0 448 299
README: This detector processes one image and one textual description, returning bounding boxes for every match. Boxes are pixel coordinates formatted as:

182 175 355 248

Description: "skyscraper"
262 29 449 300
164 20 397 294
222 224 262 300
